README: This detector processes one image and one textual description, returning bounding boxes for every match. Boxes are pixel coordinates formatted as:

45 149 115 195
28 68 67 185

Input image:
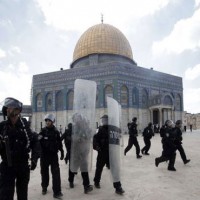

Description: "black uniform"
61 124 72 164
174 126 190 164
60 123 79 188
39 125 64 196
0 118 40 200
141 123 154 155
155 126 178 171
93 125 124 194
124 121 142 158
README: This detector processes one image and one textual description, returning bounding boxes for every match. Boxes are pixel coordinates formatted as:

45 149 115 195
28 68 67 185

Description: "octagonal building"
31 23 183 132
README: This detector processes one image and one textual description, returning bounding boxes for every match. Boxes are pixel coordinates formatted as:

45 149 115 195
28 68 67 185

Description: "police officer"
39 114 64 199
61 123 77 189
93 115 125 195
141 122 154 155
124 117 142 158
155 120 177 171
61 123 72 165
0 97 40 200
174 120 190 164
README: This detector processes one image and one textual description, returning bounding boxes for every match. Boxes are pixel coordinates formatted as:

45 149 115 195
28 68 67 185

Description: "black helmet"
175 120 182 125
148 122 152 127
101 114 108 119
2 97 23 116
68 123 72 129
132 117 137 122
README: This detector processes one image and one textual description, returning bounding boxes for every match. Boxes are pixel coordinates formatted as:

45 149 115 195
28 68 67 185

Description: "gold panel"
73 23 133 62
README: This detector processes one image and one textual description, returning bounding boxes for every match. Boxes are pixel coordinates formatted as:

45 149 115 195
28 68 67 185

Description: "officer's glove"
30 160 37 170
60 150 64 160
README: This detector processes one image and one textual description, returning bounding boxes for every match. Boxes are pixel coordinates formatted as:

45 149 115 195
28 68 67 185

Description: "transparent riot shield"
107 96 121 183
70 79 97 173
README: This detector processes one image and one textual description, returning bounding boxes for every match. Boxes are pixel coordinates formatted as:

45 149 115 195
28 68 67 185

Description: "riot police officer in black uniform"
93 115 125 195
155 120 178 171
0 97 40 200
174 120 190 164
61 123 77 189
141 122 154 155
39 114 64 199
61 123 72 165
124 117 142 158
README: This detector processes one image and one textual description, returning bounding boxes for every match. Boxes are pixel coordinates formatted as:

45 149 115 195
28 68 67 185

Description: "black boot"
168 166 176 171
115 187 125 195
184 159 190 164
84 185 93 194
155 156 168 167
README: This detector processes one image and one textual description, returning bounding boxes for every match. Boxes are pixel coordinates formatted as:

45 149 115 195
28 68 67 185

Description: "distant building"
183 112 200 130
31 23 184 133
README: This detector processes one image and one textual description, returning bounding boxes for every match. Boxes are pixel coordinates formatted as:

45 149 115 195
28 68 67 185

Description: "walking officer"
141 122 154 155
93 115 125 195
174 120 190 164
155 120 178 171
0 97 40 200
39 113 64 199
124 117 142 158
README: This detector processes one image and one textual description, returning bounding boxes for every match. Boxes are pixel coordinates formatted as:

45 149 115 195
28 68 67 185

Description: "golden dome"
73 23 133 62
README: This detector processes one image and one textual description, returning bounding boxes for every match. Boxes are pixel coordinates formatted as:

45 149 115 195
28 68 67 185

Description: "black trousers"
157 152 176 168
93 153 109 184
68 169 90 187
94 153 121 189
0 161 30 200
177 144 187 163
40 153 61 194
124 136 140 156
141 138 151 153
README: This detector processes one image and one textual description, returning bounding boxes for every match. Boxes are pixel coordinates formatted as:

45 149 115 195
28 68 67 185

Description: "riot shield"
107 96 121 183
70 79 96 173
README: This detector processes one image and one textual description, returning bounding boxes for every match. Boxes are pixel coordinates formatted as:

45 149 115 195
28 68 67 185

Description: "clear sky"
0 0 200 113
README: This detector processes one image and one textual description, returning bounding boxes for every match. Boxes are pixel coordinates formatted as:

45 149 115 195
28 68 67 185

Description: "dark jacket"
39 125 63 154
143 126 154 139
127 121 138 137
93 125 109 155
0 118 40 166
61 127 72 150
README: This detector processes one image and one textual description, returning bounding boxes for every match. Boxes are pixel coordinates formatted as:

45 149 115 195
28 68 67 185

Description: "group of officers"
0 97 190 200
124 117 190 171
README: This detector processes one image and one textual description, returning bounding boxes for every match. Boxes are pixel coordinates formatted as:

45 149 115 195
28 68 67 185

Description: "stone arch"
120 85 129 107
96 87 99 108
141 88 148 108
163 95 173 105
132 87 139 107
35 93 42 112
175 94 182 111
104 85 113 107
45 92 53 111
55 91 63 111
67 90 74 110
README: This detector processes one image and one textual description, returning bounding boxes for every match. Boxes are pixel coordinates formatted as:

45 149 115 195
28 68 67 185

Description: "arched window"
141 88 148 108
45 92 53 111
163 95 173 105
36 93 42 112
55 91 63 111
176 94 182 111
96 88 99 108
67 90 74 110
132 87 139 106
104 85 113 107
120 85 128 107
